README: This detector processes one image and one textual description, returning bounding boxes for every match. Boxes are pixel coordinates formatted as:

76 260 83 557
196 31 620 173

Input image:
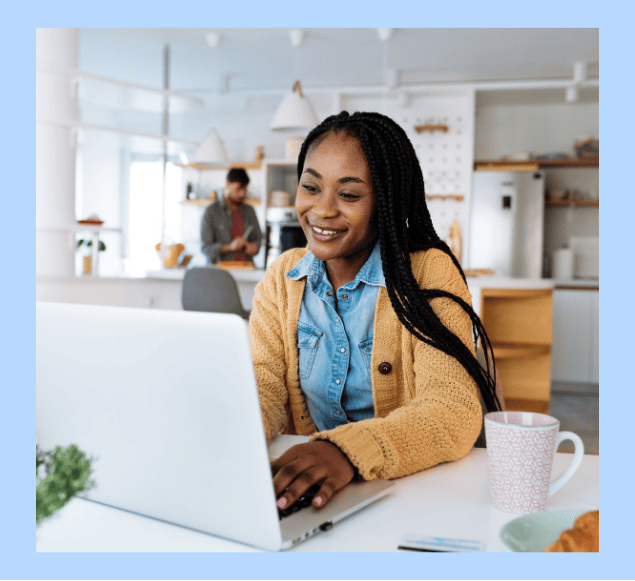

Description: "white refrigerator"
468 170 545 278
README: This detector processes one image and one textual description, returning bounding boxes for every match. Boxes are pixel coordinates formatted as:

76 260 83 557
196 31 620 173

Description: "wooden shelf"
176 161 262 171
545 198 599 208
414 124 449 134
425 194 464 201
491 343 551 360
179 198 261 206
474 158 598 171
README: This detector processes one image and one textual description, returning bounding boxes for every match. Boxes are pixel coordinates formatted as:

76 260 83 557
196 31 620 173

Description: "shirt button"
378 362 392 374
336 378 341 385
342 294 348 299
335 410 341 414
327 291 332 296
341 347 346 353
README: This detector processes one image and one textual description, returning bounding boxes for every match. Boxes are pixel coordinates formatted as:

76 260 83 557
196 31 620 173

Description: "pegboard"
342 92 475 265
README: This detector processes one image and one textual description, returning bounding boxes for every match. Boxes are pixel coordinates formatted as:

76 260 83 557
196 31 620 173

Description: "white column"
36 28 79 277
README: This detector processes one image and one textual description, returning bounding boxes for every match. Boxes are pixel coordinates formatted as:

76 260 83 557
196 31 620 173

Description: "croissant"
543 510 599 552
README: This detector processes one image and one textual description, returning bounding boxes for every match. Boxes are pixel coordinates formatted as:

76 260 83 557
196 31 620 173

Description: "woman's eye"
301 183 318 193
340 192 359 201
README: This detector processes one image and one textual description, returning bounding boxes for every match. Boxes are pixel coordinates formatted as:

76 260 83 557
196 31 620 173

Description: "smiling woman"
249 111 502 514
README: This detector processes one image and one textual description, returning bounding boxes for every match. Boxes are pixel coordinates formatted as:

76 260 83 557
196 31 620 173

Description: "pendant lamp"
270 80 318 131
191 129 230 165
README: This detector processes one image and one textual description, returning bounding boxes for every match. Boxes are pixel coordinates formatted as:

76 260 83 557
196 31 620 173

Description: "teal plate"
500 510 585 552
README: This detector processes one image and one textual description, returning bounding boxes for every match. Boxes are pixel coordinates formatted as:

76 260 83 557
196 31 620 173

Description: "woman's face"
295 132 377 271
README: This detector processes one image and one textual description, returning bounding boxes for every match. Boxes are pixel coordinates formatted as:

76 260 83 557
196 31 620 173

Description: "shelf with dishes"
544 198 598 208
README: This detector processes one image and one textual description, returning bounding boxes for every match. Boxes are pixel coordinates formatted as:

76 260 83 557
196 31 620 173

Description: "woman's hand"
271 441 356 510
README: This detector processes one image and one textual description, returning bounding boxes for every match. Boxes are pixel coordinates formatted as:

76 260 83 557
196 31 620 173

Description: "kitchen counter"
144 267 266 283
550 278 599 289
38 270 580 315
466 276 554 289
35 268 267 311
465 277 554 318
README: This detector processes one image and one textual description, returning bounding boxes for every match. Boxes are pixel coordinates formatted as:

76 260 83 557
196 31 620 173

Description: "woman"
249 111 501 512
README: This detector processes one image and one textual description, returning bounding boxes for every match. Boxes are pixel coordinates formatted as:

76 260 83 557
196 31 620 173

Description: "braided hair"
297 111 501 413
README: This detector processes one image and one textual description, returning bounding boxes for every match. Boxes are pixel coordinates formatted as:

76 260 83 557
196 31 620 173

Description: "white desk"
35 449 598 552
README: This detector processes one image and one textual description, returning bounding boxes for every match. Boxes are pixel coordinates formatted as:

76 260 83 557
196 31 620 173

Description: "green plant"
77 239 106 252
36 444 96 525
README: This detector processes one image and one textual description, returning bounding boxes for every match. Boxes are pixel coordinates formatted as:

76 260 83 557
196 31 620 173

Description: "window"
126 159 182 273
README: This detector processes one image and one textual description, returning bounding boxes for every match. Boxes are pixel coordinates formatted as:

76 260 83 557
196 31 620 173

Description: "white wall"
474 91 599 159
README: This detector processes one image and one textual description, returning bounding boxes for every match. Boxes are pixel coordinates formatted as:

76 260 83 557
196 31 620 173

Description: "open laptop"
36 302 393 551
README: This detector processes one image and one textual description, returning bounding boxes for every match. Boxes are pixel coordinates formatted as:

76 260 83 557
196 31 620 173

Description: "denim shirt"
285 242 386 431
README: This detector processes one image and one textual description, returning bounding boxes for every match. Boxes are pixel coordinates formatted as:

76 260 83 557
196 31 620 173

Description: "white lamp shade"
271 82 318 131
192 130 229 165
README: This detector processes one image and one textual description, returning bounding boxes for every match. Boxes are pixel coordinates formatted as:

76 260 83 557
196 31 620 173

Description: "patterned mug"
484 411 585 514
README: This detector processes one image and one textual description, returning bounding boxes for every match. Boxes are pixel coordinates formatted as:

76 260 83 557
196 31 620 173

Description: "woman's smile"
310 223 346 240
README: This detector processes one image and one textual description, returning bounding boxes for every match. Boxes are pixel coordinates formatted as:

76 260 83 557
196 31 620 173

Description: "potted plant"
77 239 106 275
36 444 95 525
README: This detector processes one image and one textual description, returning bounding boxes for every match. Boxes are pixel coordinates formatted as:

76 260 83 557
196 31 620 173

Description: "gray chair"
474 346 505 448
182 267 251 320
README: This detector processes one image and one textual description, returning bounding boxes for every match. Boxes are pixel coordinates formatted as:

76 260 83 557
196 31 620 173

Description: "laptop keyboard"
278 484 320 520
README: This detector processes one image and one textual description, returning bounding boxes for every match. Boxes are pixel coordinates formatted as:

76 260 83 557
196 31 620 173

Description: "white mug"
485 411 584 514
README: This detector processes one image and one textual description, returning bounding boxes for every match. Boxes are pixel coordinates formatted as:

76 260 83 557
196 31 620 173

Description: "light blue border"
9 1 619 578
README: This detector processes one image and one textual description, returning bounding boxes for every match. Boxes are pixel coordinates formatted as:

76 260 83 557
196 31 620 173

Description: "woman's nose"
312 193 338 218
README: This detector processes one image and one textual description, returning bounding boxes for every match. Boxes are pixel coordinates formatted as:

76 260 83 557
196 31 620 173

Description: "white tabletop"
35 449 598 553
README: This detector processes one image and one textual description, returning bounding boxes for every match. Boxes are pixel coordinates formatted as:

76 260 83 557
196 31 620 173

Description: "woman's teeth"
312 226 339 236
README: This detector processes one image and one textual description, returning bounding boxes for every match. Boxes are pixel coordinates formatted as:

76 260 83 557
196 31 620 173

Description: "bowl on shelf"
545 189 568 202
269 190 290 207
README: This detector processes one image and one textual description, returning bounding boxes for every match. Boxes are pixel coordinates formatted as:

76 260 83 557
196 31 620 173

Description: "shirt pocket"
359 338 374 384
297 322 323 380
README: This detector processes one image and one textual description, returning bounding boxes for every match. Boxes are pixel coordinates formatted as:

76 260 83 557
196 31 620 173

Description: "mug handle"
549 431 585 497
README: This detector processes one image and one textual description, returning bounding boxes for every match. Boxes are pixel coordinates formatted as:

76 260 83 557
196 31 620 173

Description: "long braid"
297 111 501 413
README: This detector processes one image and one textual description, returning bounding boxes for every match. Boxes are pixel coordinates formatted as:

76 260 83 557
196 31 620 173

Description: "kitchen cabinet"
551 288 599 384
479 287 554 413
262 159 298 212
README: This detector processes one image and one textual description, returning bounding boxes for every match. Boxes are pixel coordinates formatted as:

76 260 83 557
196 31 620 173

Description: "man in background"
200 168 262 264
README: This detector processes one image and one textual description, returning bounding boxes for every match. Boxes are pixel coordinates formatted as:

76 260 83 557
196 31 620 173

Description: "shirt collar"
220 195 240 213
285 251 322 286
285 241 385 289
354 241 385 287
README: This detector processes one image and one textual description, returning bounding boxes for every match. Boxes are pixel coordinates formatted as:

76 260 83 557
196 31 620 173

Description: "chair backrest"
182 267 250 320
473 345 505 448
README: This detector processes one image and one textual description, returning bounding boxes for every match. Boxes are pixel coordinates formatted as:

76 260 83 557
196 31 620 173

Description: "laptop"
36 302 393 551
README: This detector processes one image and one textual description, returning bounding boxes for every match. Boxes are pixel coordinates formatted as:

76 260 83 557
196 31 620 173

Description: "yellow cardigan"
248 247 482 481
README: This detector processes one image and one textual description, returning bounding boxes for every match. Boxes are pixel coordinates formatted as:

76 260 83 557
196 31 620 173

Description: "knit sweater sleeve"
248 254 297 445
310 249 482 480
